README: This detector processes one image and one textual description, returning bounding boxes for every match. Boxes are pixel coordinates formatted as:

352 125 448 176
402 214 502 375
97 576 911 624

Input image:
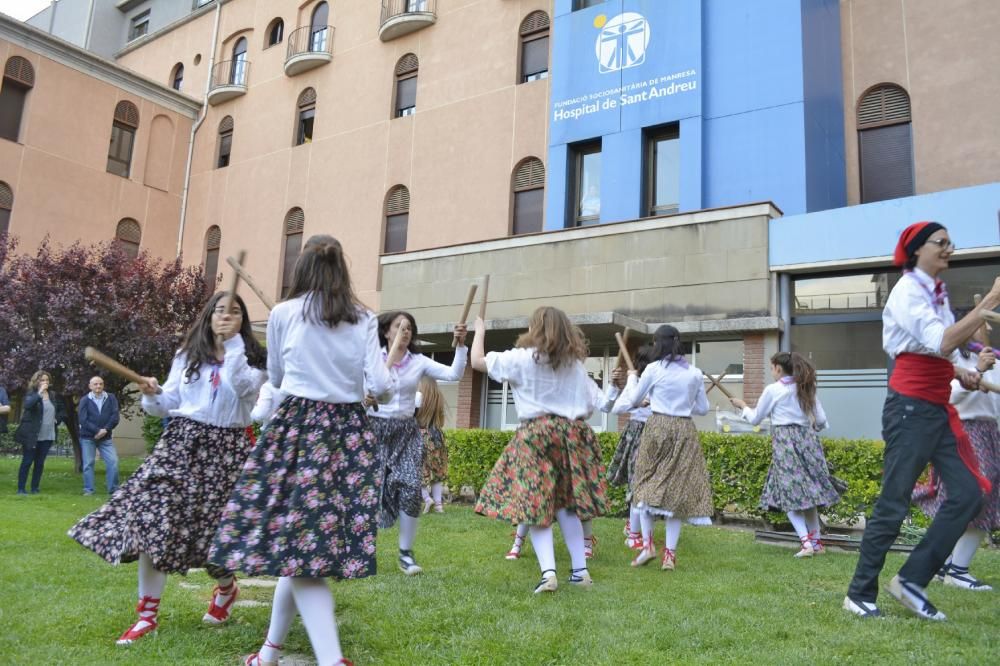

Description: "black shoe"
888 576 946 621
398 549 423 576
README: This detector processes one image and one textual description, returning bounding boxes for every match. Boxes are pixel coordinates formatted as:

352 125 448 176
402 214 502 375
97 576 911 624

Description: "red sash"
890 353 991 494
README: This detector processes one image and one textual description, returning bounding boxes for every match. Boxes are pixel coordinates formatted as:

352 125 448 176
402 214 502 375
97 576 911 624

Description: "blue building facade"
545 0 845 230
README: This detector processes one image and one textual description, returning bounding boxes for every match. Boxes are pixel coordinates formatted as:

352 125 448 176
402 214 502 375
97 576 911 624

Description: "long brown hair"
377 311 420 354
178 291 266 382
416 376 445 429
28 370 50 391
286 235 362 327
771 351 817 420
515 306 588 370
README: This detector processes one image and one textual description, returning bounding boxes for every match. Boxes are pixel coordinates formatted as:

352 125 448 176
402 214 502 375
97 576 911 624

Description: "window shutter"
859 123 914 203
857 85 910 128
298 87 317 108
116 218 141 243
520 11 550 35
513 158 544 191
114 101 140 128
386 186 410 214
205 225 221 250
4 56 35 87
396 53 419 76
285 207 305 234
0 182 12 210
219 115 234 133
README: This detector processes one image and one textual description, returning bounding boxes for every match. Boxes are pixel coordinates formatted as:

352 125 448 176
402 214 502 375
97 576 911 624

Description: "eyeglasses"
213 307 243 315
925 238 955 251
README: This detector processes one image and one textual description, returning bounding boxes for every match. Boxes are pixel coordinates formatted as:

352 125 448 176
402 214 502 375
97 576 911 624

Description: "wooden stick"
219 250 246 315
614 332 635 372
226 255 275 311
452 283 478 348
84 347 161 394
703 372 734 399
478 274 490 320
615 328 631 369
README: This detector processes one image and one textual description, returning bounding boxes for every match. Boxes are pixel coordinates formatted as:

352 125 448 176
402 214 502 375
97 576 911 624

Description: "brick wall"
743 333 766 404
456 365 483 428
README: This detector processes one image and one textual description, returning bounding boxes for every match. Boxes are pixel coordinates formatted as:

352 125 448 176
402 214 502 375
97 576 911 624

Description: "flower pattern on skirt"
421 424 448 486
475 415 608 527
209 398 380 579
914 419 1000 531
632 414 713 523
759 424 842 512
607 419 645 495
68 417 251 575
371 416 424 529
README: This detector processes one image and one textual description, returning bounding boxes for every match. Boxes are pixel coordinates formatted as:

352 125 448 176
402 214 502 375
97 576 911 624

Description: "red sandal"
203 577 239 624
116 596 160 645
244 639 282 666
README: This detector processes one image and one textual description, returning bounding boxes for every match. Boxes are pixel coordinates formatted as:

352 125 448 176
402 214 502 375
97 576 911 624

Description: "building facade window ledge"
379 0 436 42
207 59 249 105
284 25 334 77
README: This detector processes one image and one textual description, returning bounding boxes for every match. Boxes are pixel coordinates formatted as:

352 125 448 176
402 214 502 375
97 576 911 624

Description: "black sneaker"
398 549 423 576
888 575 946 621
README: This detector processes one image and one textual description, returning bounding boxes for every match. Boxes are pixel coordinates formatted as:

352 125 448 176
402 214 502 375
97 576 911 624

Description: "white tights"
528 509 587 575
399 512 419 551
638 512 682 550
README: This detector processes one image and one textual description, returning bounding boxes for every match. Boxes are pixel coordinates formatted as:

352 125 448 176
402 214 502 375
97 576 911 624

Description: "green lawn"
1 456 998 665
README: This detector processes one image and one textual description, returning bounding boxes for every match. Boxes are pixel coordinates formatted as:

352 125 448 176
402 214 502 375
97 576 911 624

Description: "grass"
1 456 999 665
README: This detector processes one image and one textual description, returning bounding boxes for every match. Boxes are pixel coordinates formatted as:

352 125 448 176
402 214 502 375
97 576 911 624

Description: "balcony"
379 0 436 42
284 25 334 77
207 59 250 105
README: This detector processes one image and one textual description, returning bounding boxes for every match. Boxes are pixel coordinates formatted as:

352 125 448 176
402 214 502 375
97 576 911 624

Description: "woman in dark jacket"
15 370 67 495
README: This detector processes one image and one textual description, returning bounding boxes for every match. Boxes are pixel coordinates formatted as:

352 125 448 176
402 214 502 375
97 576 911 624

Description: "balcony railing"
285 25 334 76
379 0 436 42
207 59 250 105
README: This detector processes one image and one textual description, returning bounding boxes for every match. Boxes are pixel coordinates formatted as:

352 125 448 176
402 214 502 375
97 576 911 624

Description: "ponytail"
772 351 817 420
650 325 684 366
287 234 361 327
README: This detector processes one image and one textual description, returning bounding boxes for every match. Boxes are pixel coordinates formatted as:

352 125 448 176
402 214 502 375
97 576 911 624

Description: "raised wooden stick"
227 255 275 311
615 328 631 369
478 274 490 320
219 250 246 315
84 347 161 394
452 283 478 348
614 332 635 372
703 371 734 399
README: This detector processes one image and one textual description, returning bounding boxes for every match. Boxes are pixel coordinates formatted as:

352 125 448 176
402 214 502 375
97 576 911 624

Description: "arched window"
511 158 545 235
0 56 35 142
217 115 234 168
231 37 249 85
857 84 914 203
394 54 418 118
294 88 316 145
519 12 549 83
115 218 142 259
204 225 221 293
266 18 284 47
0 181 12 236
107 101 139 178
170 62 184 90
384 185 409 253
310 2 330 52
281 208 305 298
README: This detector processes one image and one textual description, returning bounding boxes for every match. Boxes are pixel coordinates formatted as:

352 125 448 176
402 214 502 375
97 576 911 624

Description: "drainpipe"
778 273 792 352
177 0 223 257
48 0 58 32
83 0 96 49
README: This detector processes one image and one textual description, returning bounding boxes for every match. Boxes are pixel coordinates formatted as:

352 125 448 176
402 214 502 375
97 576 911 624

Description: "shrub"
141 415 164 454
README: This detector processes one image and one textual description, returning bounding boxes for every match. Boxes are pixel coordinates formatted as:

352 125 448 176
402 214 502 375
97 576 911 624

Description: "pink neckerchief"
904 269 948 314
778 376 794 386
382 348 413 370
208 358 223 404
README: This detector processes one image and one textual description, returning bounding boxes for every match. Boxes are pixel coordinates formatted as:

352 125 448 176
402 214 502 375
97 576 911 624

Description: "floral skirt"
422 425 448 486
208 398 380 579
475 414 608 528
607 419 645 495
913 419 1000 531
371 416 424 529
68 417 251 575
760 424 842 512
632 414 713 524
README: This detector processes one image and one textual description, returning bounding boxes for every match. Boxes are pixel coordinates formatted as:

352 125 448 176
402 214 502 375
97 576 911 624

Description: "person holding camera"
15 370 67 495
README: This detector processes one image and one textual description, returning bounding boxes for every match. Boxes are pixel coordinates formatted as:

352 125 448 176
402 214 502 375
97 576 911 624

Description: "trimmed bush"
446 428 890 524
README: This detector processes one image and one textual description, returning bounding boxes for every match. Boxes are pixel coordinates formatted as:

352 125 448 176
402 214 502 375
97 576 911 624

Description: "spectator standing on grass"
15 370 67 495
78 376 121 496
0 384 10 434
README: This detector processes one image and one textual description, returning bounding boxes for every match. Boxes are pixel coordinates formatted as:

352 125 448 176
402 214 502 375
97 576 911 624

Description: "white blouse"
598 384 651 423
141 335 266 428
741 378 829 429
620 358 709 418
250 381 285 426
371 347 467 420
485 347 602 421
951 353 998 421
266 296 396 404
883 269 955 358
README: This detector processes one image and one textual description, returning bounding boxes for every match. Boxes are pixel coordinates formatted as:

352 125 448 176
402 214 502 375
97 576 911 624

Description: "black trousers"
17 440 54 493
847 391 983 602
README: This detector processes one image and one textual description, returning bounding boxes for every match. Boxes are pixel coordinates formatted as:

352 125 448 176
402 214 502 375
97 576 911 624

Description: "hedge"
446 429 890 527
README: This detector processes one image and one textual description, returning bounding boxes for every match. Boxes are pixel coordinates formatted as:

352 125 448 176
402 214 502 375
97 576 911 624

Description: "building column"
456 365 483 428
743 333 766 404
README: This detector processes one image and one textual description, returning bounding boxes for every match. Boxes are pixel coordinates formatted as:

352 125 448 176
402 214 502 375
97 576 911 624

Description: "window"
384 185 409 253
0 181 11 236
394 54 418 118
310 2 329 52
115 218 141 259
857 84 914 203
573 0 603 10
407 0 429 11
0 56 34 143
512 158 544 235
217 116 233 168
231 37 248 85
170 62 184 91
281 208 304 298
266 18 284 47
294 88 316 145
107 101 139 178
129 10 150 41
645 123 680 216
204 225 221 293
519 12 549 83
570 140 601 226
